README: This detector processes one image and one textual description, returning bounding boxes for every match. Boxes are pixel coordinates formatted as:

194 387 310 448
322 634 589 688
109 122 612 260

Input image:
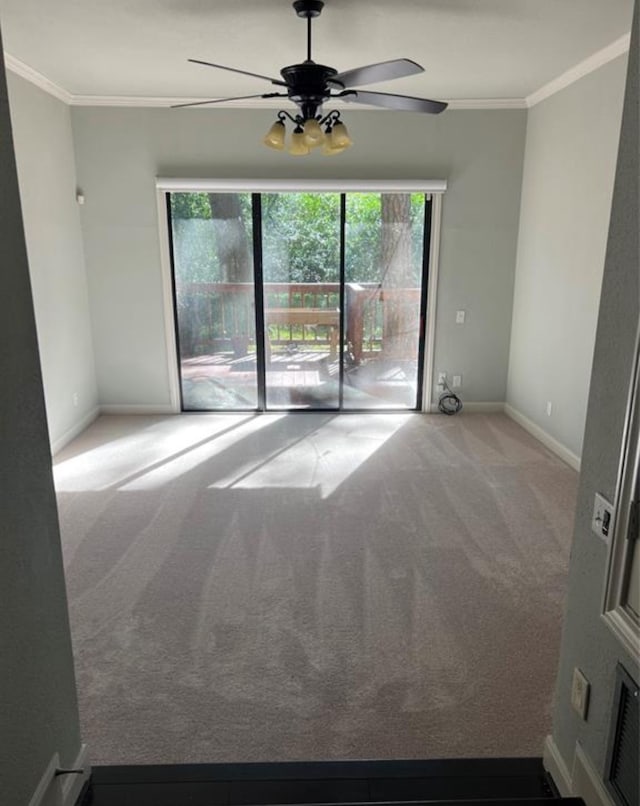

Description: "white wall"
506 54 628 460
7 72 98 452
69 106 526 409
550 1 639 789
0 31 83 806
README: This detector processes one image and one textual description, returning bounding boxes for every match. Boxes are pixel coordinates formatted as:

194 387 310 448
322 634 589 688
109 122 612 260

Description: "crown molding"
4 54 72 104
526 32 631 107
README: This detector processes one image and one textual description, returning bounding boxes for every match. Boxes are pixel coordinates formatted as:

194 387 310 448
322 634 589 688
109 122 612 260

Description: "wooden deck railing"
176 281 421 362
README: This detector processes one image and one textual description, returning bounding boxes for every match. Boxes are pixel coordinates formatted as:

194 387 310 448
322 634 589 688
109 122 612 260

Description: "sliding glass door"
262 193 341 409
168 191 431 412
170 192 258 411
344 193 427 409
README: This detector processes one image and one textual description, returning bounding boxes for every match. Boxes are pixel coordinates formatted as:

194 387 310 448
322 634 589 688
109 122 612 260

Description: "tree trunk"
380 194 415 358
208 194 252 351
208 194 252 283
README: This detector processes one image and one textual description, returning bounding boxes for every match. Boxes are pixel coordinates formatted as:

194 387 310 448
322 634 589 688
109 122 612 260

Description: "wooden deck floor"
182 351 336 379
180 351 417 409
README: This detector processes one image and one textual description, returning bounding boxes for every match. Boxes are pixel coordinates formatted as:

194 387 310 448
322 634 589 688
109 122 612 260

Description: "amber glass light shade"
289 129 311 156
321 138 347 156
303 117 325 147
330 121 352 149
263 120 286 150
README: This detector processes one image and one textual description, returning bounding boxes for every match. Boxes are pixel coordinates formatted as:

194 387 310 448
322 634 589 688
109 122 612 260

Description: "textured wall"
68 105 526 408
552 1 639 775
507 55 627 459
0 29 82 806
7 72 98 452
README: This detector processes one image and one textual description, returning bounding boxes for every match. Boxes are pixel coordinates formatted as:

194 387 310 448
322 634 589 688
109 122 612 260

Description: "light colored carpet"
54 412 577 765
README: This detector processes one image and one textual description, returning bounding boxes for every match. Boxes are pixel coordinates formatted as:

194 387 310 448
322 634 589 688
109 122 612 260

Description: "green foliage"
170 192 212 220
169 191 426 285
172 219 221 282
262 193 341 283
345 193 382 282
170 193 253 283
346 193 425 283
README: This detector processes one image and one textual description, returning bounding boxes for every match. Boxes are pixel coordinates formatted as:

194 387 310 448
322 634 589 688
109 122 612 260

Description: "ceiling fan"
173 0 448 156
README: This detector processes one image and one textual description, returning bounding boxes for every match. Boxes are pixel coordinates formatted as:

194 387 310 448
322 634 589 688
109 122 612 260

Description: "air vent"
605 664 639 806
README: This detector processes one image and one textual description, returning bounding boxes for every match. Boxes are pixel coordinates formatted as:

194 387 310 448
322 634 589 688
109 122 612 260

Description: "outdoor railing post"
346 283 365 365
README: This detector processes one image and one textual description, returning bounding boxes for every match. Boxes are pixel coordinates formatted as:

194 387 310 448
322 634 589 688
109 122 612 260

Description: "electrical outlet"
72 392 79 407
437 372 447 388
571 667 590 720
592 493 614 543
546 401 552 417
452 375 462 388
456 310 466 324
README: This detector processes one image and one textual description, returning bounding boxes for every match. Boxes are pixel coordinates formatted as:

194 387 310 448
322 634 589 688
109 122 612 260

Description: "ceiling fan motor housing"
280 62 339 118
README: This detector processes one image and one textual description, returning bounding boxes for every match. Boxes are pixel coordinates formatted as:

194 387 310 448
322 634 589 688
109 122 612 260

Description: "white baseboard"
28 753 59 806
28 744 91 806
99 403 178 415
460 401 505 413
427 401 504 413
543 735 572 797
61 743 90 806
543 735 615 806
504 403 581 471
572 742 615 806
51 407 100 456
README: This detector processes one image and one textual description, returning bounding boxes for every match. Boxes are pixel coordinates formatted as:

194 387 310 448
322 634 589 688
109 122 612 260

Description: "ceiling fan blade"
171 93 285 109
333 58 424 88
342 89 447 114
188 59 287 87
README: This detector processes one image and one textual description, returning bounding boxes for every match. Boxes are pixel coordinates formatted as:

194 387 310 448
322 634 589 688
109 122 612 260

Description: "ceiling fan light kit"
263 108 352 155
176 0 447 156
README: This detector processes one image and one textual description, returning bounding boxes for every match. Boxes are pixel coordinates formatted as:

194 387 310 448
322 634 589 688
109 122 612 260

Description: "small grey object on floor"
54 412 577 765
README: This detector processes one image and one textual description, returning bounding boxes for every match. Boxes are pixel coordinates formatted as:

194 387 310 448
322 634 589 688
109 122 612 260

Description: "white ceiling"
0 0 633 103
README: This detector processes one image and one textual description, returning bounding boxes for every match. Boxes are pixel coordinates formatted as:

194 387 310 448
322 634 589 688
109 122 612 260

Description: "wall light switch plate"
456 310 466 324
571 667 590 720
592 492 614 544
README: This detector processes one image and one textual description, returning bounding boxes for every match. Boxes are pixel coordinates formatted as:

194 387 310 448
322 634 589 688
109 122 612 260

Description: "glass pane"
170 192 258 410
344 193 425 409
262 193 341 409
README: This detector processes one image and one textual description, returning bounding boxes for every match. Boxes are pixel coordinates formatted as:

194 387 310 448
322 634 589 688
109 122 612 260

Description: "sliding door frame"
251 193 268 411
415 195 433 411
156 190 182 413
156 179 446 414
422 192 442 412
338 194 346 410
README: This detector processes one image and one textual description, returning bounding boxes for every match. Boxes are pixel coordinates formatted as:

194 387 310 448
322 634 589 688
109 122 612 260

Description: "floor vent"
605 663 639 806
